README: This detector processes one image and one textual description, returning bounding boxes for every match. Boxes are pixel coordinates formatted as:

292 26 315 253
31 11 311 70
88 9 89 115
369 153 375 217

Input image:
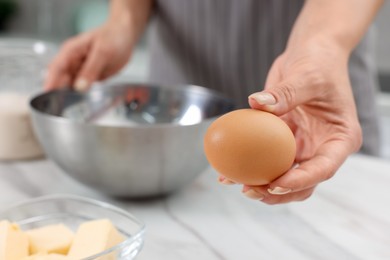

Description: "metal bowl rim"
30 83 234 129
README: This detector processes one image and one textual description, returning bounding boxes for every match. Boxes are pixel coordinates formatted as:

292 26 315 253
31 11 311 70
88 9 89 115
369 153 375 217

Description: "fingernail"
243 188 265 200
249 92 276 105
75 78 89 92
268 187 292 195
218 176 235 185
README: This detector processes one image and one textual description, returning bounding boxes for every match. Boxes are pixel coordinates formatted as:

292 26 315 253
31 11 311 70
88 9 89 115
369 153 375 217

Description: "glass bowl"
0 194 145 259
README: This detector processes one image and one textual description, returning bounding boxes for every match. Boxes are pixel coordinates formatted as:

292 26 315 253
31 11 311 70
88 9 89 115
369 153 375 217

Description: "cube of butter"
23 253 70 260
0 220 29 260
67 219 124 260
26 224 74 255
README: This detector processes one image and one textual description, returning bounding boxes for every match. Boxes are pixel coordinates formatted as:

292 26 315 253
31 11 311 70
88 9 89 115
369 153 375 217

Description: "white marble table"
0 154 389 260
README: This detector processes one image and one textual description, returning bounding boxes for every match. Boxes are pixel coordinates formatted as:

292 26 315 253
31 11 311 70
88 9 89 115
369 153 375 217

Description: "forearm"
107 0 154 43
288 0 384 55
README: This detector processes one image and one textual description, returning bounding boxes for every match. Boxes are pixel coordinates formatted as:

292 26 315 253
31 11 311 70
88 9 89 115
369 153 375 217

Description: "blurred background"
1 0 389 159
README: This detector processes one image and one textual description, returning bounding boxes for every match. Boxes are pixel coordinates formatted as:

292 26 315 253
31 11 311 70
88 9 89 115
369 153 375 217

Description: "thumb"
74 44 107 92
249 79 314 116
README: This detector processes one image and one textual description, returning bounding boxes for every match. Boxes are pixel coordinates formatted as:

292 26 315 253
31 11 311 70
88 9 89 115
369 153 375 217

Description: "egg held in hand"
204 109 296 186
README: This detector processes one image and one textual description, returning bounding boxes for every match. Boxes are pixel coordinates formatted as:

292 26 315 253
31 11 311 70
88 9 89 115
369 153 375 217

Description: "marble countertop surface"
0 154 389 260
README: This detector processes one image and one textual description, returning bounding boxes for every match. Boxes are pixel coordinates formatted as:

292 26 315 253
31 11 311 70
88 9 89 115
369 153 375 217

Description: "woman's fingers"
44 53 76 91
249 75 321 116
269 122 361 193
44 33 94 91
242 185 316 204
240 134 360 204
218 175 236 185
73 42 110 91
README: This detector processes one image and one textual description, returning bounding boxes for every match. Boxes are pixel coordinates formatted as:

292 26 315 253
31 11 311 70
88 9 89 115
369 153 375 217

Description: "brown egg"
204 109 296 185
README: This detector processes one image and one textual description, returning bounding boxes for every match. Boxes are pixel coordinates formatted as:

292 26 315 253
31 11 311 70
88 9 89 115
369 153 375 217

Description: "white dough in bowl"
0 93 44 161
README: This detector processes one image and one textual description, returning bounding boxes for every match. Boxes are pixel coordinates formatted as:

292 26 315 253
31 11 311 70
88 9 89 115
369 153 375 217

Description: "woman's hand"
245 41 362 204
44 0 153 91
219 40 363 204
44 23 134 91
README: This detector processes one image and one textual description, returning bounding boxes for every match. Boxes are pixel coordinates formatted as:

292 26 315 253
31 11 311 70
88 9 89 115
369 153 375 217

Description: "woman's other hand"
44 0 153 91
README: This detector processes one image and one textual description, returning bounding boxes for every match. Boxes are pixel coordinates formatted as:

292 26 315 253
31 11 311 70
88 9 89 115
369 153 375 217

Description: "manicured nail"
218 176 235 185
243 188 265 200
249 92 276 105
75 78 89 92
268 187 292 195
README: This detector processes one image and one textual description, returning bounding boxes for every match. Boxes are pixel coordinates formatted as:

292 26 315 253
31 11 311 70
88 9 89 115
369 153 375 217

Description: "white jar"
0 38 57 161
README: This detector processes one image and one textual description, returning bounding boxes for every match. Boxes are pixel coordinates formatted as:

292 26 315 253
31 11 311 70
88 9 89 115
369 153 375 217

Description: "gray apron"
148 0 380 156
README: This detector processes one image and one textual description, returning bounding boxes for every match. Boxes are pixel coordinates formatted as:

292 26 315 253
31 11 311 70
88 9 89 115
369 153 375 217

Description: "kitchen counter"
0 154 389 260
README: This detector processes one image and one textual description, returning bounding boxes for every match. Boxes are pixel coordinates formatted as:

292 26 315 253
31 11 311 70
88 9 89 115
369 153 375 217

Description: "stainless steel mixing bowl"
30 83 234 198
